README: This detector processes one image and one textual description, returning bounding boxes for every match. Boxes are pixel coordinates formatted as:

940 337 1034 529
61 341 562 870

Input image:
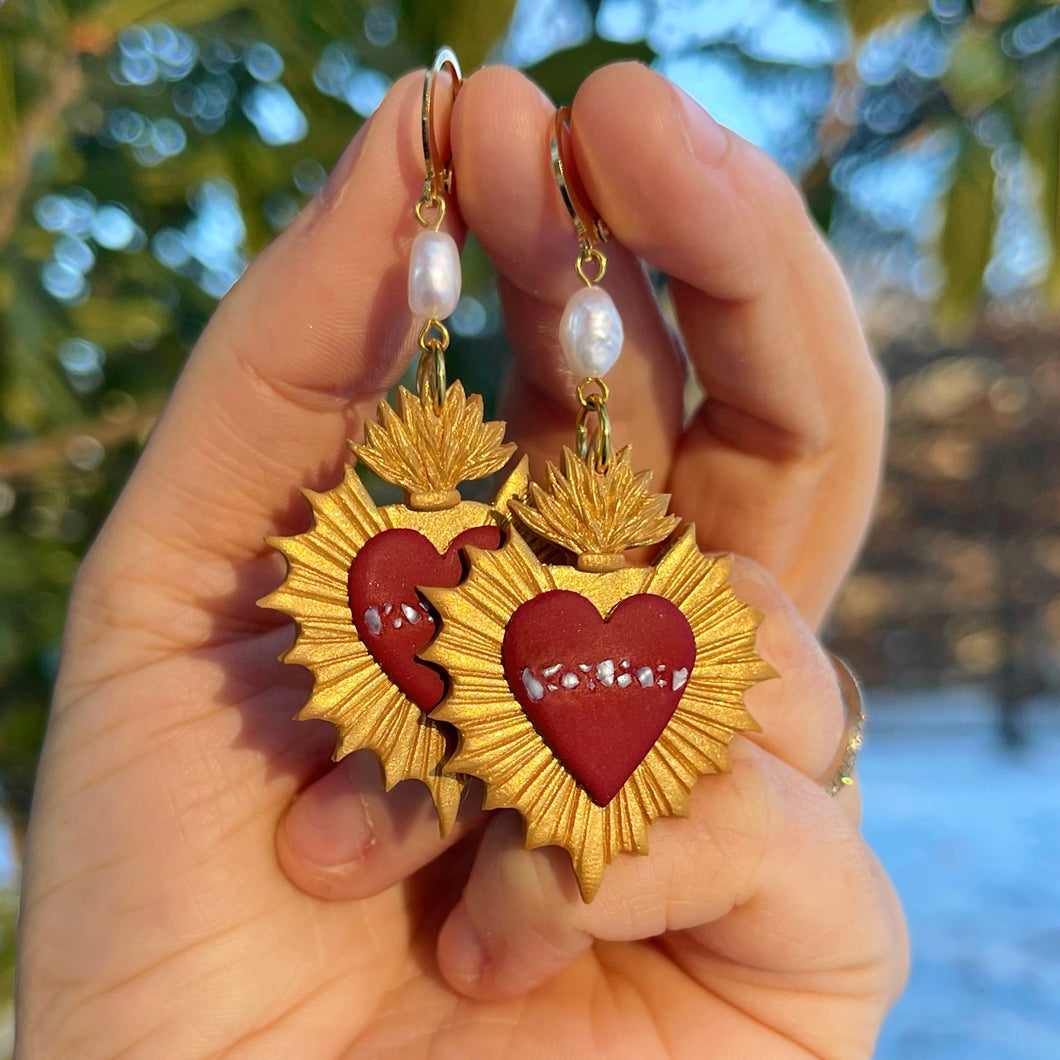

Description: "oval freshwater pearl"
408 230 461 319
559 285 624 377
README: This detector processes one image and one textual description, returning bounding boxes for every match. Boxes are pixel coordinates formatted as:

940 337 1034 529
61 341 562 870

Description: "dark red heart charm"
502 590 696 805
348 525 502 712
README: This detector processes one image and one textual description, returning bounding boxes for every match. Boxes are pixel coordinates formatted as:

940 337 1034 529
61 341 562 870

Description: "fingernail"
672 83 728 167
321 118 371 207
441 905 487 986
284 773 378 867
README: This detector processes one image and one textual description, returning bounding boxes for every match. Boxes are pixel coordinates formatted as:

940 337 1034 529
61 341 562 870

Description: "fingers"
437 811 590 996
450 65 685 487
571 63 886 625
727 555 844 782
437 741 906 1047
277 751 485 901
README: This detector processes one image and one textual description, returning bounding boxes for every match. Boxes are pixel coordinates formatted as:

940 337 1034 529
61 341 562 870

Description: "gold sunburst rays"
354 382 516 510
260 460 529 834
509 446 677 570
423 526 774 899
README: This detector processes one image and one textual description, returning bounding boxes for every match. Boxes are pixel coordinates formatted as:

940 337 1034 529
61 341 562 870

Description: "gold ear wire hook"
417 47 463 230
551 108 609 246
551 107 610 284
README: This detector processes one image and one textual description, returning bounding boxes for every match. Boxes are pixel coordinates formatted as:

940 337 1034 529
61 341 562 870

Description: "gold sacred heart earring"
422 108 774 899
261 48 524 834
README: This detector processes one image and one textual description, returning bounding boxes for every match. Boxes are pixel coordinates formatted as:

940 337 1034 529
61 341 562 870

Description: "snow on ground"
860 689 1060 1059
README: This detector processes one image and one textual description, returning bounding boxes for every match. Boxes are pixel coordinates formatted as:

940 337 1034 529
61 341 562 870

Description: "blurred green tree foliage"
1 0 1060 845
0 0 650 840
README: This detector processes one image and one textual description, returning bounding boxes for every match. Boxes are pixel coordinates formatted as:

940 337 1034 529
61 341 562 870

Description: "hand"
17 63 905 1058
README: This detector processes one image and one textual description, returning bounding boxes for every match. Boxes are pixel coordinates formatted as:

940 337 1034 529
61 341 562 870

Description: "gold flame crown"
353 382 516 509
509 446 678 568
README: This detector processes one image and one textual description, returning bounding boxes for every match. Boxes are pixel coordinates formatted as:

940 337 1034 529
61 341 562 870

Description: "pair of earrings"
262 50 772 901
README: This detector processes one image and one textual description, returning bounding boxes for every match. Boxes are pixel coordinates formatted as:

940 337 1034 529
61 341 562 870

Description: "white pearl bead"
408 230 461 319
559 285 624 377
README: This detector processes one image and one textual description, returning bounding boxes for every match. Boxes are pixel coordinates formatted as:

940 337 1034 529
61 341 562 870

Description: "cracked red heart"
348 525 502 712
502 590 696 805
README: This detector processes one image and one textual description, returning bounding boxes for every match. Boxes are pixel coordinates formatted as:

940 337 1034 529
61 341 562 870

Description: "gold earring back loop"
550 106 609 253
419 46 463 229
416 323 448 409
575 377 613 472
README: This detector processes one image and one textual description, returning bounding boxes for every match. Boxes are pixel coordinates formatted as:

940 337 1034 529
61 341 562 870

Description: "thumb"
436 741 906 1049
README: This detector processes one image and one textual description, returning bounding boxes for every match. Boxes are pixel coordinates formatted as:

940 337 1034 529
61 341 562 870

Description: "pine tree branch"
0 400 162 479
0 50 84 249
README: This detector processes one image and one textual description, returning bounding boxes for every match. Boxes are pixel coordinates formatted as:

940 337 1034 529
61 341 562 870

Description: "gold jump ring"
574 390 613 472
576 376 610 407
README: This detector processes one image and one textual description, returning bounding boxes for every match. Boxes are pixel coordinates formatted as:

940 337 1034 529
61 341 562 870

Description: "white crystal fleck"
364 607 382 635
521 668 545 701
579 663 591 672
561 672 579 690
596 659 615 686
543 663 562 678
636 666 654 688
617 673 633 688
402 603 422 624
672 667 688 691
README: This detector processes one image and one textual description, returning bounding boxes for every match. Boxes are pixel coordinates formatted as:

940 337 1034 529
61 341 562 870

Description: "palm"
23 615 879 1057
23 608 853 1056
19 64 904 1058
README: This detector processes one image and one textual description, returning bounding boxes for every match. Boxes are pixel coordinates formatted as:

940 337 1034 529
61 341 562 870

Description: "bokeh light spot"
41 262 88 303
152 228 191 269
53 236 95 274
246 41 284 82
58 338 104 376
344 69 390 117
597 0 649 43
243 84 308 145
364 4 399 47
265 192 299 230
91 204 138 250
65 436 106 472
451 296 489 337
293 159 327 195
